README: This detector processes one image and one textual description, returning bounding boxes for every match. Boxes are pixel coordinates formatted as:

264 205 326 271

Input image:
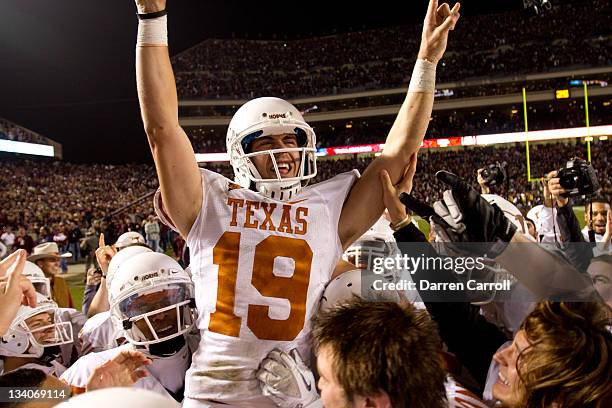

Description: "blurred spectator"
27 242 74 308
0 226 15 254
68 222 83 262
144 215 162 253
13 226 34 254
80 228 100 274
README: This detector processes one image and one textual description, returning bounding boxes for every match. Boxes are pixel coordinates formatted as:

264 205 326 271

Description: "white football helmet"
343 217 401 280
320 269 402 313
105 245 153 292
109 252 196 346
115 231 146 250
226 97 317 201
22 261 52 300
0 293 73 358
56 388 180 408
481 194 530 237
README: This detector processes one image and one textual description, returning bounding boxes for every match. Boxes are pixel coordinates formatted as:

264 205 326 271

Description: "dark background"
0 0 524 163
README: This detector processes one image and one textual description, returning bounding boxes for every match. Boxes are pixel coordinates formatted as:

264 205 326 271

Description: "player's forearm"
381 59 436 178
87 281 109 318
136 46 180 138
384 89 434 159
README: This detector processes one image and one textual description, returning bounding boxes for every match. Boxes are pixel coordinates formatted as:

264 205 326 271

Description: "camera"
557 158 600 197
480 162 507 187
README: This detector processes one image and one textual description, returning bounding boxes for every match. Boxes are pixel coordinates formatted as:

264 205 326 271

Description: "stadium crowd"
2 141 610 259
172 0 611 99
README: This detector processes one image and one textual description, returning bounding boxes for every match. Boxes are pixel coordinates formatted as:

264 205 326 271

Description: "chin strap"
39 345 62 364
147 335 186 357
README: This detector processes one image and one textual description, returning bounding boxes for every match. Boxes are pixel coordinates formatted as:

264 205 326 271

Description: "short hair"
0 368 47 388
590 254 612 266
312 298 447 408
518 302 612 407
0 368 47 407
586 196 610 207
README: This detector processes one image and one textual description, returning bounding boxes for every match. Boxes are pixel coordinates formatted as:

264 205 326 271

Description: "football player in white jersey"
133 0 459 405
61 252 199 402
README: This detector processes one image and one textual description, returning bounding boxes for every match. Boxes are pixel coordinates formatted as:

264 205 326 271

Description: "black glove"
399 171 517 258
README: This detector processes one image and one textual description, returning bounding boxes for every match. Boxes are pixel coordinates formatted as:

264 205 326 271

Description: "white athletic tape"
408 59 436 93
137 15 168 46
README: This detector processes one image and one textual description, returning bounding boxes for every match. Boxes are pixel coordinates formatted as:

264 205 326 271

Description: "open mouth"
275 162 293 177
156 325 175 336
497 372 510 387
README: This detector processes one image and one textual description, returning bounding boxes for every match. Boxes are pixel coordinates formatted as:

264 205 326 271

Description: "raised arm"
339 0 460 248
135 0 202 237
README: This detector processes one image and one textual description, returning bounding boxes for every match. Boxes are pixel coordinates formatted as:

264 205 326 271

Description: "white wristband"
137 15 168 46
408 59 437 93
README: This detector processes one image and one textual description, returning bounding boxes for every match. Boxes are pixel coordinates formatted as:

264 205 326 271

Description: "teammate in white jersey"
61 252 198 402
133 0 459 404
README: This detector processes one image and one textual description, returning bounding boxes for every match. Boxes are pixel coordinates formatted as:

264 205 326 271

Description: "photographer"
476 162 507 195
547 164 611 255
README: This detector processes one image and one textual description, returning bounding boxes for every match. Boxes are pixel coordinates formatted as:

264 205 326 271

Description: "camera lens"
559 173 577 190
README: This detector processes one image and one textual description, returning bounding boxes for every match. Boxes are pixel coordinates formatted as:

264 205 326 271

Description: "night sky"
0 0 523 164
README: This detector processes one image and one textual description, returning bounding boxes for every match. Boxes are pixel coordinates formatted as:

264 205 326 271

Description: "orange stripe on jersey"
286 199 308 205
451 386 488 408
70 385 86 395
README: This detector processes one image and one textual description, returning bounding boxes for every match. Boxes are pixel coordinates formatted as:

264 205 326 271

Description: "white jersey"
78 311 121 355
60 337 197 401
171 169 358 406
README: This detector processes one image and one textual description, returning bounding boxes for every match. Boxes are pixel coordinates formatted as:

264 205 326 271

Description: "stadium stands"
2 141 610 242
172 0 611 99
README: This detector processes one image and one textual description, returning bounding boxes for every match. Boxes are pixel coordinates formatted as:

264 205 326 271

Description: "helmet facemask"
113 282 196 346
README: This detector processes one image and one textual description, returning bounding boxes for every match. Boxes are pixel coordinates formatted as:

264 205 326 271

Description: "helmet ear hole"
294 128 308 147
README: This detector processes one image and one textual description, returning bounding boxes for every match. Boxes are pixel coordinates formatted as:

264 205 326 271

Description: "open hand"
86 349 151 391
